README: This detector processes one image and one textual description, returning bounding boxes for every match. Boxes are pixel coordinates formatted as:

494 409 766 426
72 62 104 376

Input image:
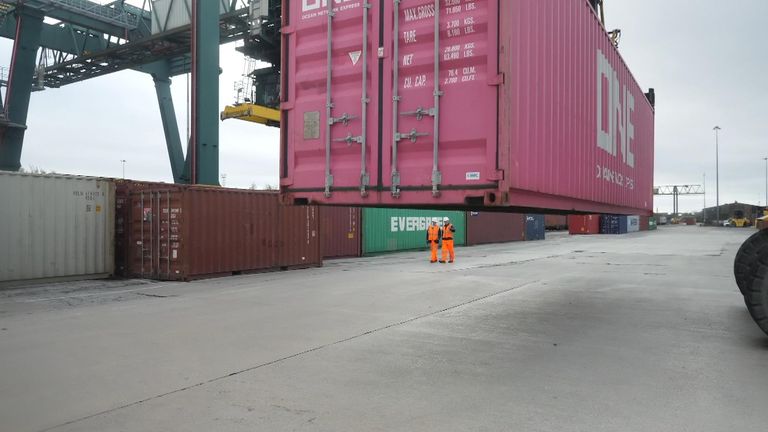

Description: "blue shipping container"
525 215 546 241
600 215 629 234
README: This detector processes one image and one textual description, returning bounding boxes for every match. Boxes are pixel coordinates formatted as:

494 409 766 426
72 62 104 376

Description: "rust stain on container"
466 212 526 246
320 207 362 259
117 182 321 281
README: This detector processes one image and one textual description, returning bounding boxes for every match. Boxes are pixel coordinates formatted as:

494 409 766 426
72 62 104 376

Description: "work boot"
449 260 454 263
439 260 446 263
430 260 437 263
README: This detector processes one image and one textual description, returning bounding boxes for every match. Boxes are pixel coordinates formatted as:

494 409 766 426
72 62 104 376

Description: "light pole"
763 157 767 210
120 159 126 179
714 126 721 225
703 173 706 224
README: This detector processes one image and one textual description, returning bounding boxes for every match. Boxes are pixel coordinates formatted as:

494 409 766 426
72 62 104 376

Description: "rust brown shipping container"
545 215 568 231
320 207 362 259
278 204 321 268
114 179 178 277
123 185 320 281
466 212 526 246
639 216 650 231
568 215 601 235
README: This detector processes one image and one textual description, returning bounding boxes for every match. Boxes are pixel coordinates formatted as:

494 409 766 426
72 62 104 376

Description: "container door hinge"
488 73 505 86
488 170 504 181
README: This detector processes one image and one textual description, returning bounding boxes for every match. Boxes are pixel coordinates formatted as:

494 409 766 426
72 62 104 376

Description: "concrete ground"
0 226 765 432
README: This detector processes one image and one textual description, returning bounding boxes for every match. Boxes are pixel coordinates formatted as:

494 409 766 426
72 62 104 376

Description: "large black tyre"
745 263 768 336
733 230 768 295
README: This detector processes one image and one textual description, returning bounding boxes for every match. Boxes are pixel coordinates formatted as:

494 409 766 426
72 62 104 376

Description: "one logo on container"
390 217 447 232
596 49 635 168
302 0 356 13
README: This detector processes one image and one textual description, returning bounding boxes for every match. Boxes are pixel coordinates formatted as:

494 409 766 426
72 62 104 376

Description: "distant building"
702 202 765 223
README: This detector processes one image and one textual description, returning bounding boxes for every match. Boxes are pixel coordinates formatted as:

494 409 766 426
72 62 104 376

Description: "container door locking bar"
431 0 443 198
326 2 370 197
324 0 335 197
391 0 402 197
359 2 371 197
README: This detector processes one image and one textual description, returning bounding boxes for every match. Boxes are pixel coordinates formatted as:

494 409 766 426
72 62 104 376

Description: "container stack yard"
1 1 768 431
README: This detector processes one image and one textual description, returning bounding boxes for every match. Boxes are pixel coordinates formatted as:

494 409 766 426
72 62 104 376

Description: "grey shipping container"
466 212 525 245
0 171 115 285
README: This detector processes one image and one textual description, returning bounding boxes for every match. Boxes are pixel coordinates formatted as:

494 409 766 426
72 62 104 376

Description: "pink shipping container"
280 0 654 215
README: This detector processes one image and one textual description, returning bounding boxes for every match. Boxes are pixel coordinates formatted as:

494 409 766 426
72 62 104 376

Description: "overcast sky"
1 0 766 212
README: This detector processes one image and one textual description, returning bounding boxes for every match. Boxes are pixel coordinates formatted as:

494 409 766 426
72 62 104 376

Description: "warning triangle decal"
348 51 362 66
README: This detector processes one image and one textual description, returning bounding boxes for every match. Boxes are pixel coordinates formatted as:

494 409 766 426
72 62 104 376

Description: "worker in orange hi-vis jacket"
439 217 457 263
426 220 442 263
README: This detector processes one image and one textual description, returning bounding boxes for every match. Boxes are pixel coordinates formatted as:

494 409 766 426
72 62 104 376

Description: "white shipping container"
0 172 115 284
151 0 231 34
627 215 641 233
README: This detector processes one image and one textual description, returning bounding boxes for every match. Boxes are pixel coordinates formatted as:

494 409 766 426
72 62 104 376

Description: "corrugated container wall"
151 0 230 34
525 215 546 241
320 207 362 259
0 172 115 284
281 0 654 216
568 214 600 234
465 212 525 245
362 208 465 254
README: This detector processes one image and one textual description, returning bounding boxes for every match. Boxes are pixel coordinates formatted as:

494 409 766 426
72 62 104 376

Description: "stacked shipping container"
281 0 655 215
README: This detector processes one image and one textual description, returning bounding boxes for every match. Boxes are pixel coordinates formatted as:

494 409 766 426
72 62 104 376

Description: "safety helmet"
443 217 450 223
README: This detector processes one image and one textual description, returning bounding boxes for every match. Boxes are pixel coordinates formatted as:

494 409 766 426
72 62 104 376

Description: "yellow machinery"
220 103 280 128
728 210 751 228
755 209 768 229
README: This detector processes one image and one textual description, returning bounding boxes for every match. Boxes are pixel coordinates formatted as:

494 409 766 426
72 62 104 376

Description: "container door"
130 191 156 278
282 0 380 197
384 0 499 197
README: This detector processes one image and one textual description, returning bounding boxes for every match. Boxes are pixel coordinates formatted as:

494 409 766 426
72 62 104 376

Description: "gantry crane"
0 0 281 185
653 184 705 217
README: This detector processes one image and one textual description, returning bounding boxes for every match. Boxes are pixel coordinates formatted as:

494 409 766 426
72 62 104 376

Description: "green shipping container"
362 208 466 255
